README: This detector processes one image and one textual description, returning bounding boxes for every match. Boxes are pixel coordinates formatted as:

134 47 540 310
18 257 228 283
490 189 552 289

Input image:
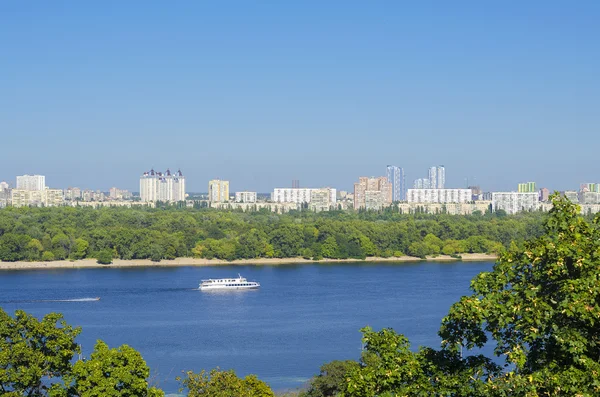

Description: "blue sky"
1 1 598 192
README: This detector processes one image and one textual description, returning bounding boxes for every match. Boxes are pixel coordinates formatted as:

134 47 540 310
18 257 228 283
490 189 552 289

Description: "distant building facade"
413 178 431 189
310 188 338 212
406 188 471 204
109 187 132 200
518 182 537 193
11 188 64 208
563 190 579 203
386 165 406 201
140 169 186 202
492 192 539 214
539 188 550 202
208 179 230 202
353 177 392 210
428 166 446 189
235 191 257 203
271 188 336 206
16 175 45 191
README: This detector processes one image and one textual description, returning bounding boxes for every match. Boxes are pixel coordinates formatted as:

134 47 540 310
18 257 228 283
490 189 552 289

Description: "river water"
0 261 493 394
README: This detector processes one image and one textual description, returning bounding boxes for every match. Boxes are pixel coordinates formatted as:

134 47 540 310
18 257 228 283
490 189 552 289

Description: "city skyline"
2 2 599 192
0 166 598 194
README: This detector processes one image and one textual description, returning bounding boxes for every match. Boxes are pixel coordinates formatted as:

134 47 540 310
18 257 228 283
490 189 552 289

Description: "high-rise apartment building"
386 165 406 201
208 179 230 202
140 169 186 202
16 175 45 191
427 165 445 189
518 182 536 193
353 176 392 210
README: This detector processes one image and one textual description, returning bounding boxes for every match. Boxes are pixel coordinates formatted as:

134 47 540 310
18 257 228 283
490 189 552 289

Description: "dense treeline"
0 205 546 262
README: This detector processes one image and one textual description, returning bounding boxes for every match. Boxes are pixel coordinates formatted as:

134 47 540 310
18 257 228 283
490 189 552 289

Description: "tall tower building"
140 169 185 202
428 167 438 189
16 175 45 191
386 165 406 201
427 166 445 189
208 179 230 202
436 165 445 189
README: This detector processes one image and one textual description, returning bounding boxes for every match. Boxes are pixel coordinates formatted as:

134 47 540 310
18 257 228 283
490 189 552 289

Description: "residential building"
353 176 392 210
0 182 11 208
109 187 132 200
413 178 431 189
492 192 539 214
271 188 336 206
386 165 406 201
429 165 446 189
140 169 186 202
235 191 257 203
64 187 82 201
208 179 230 202
579 191 600 205
398 201 492 215
539 188 550 202
310 188 337 212
580 183 599 193
563 190 579 203
518 182 537 193
406 189 471 204
16 174 45 191
11 188 64 208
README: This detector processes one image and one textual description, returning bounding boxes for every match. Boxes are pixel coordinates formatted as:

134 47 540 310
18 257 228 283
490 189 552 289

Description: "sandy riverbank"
0 254 497 271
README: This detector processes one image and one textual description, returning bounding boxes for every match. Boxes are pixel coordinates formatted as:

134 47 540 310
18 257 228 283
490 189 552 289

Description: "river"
0 261 494 394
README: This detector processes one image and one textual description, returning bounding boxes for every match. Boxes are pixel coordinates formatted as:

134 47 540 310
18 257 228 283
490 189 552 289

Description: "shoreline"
0 254 497 271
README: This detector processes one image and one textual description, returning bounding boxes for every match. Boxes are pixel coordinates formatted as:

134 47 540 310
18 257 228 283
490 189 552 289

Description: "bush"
96 249 113 265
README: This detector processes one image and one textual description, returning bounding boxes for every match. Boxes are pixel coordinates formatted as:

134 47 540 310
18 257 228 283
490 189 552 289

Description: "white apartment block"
235 191 257 203
11 188 64 208
272 188 337 206
16 174 45 191
406 189 471 203
140 169 186 203
492 192 539 214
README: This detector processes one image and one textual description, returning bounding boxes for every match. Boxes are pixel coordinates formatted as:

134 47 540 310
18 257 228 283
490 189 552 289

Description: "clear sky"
1 1 598 193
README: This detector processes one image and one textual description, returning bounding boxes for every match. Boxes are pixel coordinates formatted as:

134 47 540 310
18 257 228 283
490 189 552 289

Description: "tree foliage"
0 310 81 396
178 368 274 397
0 206 545 262
340 195 600 396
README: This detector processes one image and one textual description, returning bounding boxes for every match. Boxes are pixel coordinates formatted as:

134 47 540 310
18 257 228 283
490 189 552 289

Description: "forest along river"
0 261 494 394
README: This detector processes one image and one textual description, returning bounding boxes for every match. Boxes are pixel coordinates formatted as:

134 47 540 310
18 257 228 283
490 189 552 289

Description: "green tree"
71 238 89 260
440 195 600 395
178 368 274 397
96 249 113 265
42 251 55 261
26 238 44 260
66 340 163 397
0 309 81 396
301 360 359 397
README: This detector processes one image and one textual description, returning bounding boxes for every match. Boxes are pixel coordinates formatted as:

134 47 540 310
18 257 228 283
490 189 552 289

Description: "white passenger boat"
199 274 260 291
